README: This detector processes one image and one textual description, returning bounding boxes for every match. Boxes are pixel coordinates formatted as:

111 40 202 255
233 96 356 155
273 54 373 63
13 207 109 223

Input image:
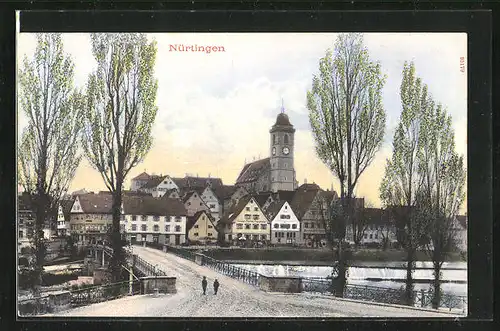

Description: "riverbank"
200 248 465 263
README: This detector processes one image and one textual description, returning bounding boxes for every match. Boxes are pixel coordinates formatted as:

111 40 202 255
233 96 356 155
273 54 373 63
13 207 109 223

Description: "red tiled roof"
140 176 167 189
123 195 187 216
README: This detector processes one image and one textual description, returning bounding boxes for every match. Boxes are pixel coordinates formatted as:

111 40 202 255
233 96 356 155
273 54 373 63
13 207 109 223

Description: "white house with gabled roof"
266 200 300 245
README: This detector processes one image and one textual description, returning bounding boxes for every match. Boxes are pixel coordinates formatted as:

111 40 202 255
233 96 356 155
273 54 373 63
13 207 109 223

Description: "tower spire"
281 98 285 113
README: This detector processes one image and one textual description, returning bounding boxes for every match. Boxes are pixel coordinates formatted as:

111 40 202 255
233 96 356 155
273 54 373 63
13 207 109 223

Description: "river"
230 261 467 297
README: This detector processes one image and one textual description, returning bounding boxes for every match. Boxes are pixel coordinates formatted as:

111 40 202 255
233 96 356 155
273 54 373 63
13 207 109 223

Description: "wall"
187 212 218 243
124 215 187 244
258 276 302 293
141 276 177 294
230 198 270 242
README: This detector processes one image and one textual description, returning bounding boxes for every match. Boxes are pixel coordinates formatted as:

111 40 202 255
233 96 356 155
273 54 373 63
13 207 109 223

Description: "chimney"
304 178 307 184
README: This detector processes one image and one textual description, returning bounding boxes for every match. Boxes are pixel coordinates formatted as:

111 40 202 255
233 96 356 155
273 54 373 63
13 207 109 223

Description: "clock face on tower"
272 147 276 156
282 147 290 155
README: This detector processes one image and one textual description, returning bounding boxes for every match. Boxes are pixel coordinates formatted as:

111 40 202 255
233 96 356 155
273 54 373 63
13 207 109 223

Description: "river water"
231 261 467 297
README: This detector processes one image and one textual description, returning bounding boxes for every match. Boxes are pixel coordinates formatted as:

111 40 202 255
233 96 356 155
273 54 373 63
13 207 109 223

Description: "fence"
133 255 167 277
70 280 142 307
202 255 260 286
301 278 467 312
18 279 142 315
165 244 196 262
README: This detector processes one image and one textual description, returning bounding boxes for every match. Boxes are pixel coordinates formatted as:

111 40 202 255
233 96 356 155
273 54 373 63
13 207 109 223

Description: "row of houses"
18 179 467 251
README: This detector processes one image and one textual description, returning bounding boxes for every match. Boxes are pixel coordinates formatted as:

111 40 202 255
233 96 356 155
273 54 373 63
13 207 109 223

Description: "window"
175 225 181 232
304 222 309 228
273 134 276 145
280 224 290 229
132 215 137 221
245 214 251 220
284 163 288 168
175 217 181 222
165 217 171 222
375 233 378 239
275 232 278 238
187 202 191 206
280 214 291 219
245 224 251 230
254 207 258 211
209 204 216 209
246 207 250 211
194 233 199 237
153 225 159 232
141 224 147 232
284 177 287 181
194 225 199 229
165 225 170 232
236 224 243 230
18 230 23 238
261 224 267 230
284 134 289 144
253 215 259 220
369 234 373 239
208 225 213 229
364 234 368 239
208 233 213 236
200 202 203 206
261 234 267 240
310 223 315 229
292 224 297 229
153 216 160 222
142 215 147 221
253 224 259 230
303 233 307 239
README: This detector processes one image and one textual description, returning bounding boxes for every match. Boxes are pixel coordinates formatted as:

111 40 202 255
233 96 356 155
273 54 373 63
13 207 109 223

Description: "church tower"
269 103 296 192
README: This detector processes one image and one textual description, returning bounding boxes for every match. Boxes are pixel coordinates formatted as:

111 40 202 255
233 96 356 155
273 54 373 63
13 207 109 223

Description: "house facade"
199 186 222 224
219 196 270 245
186 210 218 244
121 195 187 246
138 175 179 198
130 172 151 191
267 200 300 245
182 191 210 217
57 199 74 236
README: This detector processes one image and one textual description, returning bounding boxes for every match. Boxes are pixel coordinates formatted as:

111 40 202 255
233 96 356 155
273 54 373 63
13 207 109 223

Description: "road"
51 246 460 318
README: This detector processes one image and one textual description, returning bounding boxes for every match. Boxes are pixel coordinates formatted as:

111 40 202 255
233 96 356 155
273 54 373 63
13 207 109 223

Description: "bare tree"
82 33 158 281
18 34 83 294
418 100 466 309
307 33 386 297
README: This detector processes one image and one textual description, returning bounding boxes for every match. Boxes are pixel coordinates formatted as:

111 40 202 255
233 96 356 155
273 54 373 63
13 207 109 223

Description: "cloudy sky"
17 32 467 209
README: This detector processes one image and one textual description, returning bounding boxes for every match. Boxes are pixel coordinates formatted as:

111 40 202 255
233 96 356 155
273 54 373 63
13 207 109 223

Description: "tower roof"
270 112 295 133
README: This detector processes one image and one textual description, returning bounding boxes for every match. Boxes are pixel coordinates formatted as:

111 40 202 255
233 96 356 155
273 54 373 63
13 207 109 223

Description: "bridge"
47 245 463 318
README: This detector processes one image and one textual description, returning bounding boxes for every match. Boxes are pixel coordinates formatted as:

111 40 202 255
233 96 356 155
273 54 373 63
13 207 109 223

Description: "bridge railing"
164 245 196 262
70 280 142 307
133 255 167 277
202 255 260 286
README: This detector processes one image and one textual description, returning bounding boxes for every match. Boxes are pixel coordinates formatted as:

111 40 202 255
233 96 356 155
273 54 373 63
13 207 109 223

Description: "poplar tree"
18 33 83 294
82 33 158 281
307 33 386 297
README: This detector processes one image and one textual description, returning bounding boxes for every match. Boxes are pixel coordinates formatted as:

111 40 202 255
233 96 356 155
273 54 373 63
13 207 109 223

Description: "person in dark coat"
213 279 220 295
201 276 207 295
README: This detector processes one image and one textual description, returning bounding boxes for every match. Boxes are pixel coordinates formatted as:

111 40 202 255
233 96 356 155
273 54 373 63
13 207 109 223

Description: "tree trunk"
404 248 415 306
109 179 125 282
432 260 442 309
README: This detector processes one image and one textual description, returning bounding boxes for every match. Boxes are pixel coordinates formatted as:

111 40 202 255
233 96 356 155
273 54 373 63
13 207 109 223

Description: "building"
186 210 218 244
347 207 398 247
57 198 75 236
173 175 224 191
197 186 222 224
219 195 270 246
130 172 151 191
18 193 35 253
121 195 187 246
213 185 249 216
235 109 298 193
266 200 300 245
182 190 210 217
69 192 120 245
137 174 179 198
290 184 338 248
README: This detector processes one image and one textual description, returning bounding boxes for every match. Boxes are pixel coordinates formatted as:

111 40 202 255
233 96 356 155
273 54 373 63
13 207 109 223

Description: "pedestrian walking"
213 279 220 295
201 276 207 295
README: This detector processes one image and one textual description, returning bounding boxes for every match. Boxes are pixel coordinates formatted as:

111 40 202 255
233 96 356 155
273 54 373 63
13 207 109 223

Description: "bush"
364 242 382 249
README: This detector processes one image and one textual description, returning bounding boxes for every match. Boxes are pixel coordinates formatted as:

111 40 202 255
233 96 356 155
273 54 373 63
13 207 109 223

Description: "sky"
17 32 467 210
